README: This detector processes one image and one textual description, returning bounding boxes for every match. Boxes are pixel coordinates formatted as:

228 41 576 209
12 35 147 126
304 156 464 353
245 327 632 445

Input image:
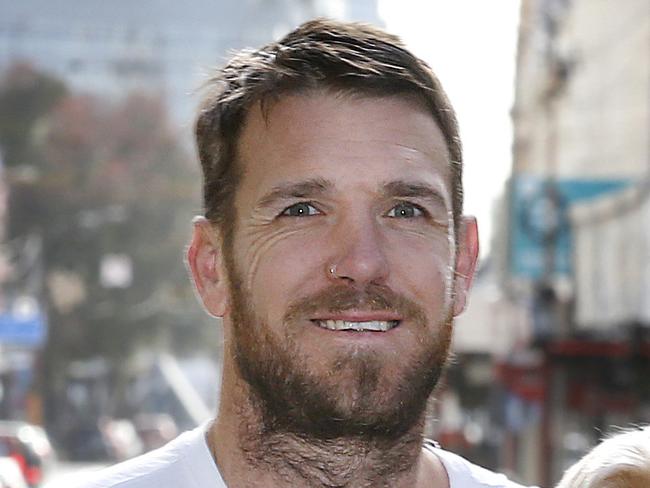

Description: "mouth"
312 319 400 332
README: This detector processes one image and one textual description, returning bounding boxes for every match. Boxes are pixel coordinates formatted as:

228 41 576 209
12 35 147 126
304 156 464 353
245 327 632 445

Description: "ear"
452 216 479 316
187 216 229 317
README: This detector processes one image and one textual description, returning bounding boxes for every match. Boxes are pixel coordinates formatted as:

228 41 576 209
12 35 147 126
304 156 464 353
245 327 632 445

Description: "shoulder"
423 440 537 488
62 424 223 488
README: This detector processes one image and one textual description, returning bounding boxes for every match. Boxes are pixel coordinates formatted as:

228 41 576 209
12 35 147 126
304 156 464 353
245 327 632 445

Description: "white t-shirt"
66 425 533 488
424 441 534 488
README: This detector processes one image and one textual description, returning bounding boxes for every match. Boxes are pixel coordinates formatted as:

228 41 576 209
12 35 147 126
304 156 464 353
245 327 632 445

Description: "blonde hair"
556 426 650 488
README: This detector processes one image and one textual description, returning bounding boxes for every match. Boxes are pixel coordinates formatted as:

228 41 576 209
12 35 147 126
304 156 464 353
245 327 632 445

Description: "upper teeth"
316 320 397 332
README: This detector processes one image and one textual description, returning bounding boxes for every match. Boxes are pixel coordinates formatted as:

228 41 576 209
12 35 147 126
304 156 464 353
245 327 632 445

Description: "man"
73 19 533 488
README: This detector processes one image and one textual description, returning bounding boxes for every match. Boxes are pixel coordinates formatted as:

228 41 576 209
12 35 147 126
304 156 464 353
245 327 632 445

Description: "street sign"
509 176 630 279
0 296 47 347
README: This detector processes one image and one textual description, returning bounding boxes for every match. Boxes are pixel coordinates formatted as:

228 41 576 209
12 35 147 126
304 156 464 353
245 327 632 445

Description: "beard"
227 264 453 442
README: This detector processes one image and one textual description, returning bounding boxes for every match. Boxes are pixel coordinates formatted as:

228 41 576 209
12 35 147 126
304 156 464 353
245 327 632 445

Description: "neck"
208 362 444 488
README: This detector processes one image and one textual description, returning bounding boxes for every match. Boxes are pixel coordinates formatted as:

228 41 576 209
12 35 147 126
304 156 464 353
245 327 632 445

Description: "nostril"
327 263 354 282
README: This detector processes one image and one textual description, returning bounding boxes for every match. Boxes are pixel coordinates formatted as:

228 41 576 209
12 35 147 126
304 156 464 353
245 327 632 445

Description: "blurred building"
500 0 650 484
0 0 381 130
429 257 539 481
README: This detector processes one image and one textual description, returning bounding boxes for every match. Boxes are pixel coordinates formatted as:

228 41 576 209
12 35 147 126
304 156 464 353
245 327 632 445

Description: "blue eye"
387 202 424 218
281 202 319 217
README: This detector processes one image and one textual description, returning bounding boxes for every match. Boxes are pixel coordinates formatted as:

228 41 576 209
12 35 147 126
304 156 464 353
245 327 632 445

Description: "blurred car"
0 422 54 487
0 456 28 488
98 418 142 462
66 418 143 463
133 414 178 452
64 424 112 462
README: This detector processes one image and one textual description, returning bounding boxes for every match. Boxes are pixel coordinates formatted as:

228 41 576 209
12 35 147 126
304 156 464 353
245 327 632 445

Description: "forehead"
236 91 452 198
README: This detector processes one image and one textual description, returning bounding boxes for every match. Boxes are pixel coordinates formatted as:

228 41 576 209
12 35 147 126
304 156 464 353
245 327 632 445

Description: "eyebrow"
256 178 332 208
382 180 449 209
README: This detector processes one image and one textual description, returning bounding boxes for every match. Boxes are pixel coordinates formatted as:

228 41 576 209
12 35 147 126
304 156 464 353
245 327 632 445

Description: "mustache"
284 283 427 324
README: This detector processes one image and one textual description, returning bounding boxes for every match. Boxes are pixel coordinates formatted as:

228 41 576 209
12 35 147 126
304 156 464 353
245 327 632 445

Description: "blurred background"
0 0 648 486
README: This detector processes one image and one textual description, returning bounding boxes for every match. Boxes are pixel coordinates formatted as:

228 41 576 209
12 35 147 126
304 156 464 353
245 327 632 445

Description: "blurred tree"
0 63 218 436
0 62 68 169
31 92 208 358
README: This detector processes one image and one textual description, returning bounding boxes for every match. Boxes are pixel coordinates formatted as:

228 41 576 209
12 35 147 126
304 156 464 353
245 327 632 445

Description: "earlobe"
452 216 479 316
187 216 229 317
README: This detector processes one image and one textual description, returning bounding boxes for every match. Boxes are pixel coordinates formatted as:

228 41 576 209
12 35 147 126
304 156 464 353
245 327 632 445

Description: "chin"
235 324 451 440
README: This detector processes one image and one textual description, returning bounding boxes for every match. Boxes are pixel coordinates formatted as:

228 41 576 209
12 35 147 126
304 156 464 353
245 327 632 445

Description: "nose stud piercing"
329 264 338 278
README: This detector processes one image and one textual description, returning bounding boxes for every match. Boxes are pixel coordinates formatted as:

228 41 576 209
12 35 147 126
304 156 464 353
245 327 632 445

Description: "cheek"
238 229 329 320
387 234 454 310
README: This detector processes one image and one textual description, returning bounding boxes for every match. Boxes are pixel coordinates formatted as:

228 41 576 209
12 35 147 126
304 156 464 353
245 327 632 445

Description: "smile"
314 320 399 332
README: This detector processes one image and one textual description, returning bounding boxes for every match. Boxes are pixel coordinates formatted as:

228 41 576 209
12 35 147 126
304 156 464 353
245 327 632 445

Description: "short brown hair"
195 18 462 233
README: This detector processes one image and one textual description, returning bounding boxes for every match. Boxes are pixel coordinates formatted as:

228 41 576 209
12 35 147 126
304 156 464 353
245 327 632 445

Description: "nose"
327 215 389 286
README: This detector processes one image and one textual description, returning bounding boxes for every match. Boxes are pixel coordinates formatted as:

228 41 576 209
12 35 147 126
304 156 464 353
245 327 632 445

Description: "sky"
378 1 522 257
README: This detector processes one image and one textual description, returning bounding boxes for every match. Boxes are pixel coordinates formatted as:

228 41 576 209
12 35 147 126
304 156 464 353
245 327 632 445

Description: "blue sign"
0 301 47 347
509 176 630 279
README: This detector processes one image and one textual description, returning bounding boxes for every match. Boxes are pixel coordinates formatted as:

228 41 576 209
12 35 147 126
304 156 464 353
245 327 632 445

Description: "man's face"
194 91 478 438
